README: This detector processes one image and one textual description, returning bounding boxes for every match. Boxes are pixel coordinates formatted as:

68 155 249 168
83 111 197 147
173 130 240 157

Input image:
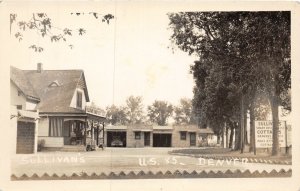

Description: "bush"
37 139 45 151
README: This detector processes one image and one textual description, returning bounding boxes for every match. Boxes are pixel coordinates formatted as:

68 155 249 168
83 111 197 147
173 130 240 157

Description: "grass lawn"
171 147 292 162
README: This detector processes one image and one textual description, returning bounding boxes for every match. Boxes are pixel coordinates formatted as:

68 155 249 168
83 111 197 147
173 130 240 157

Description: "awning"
18 110 39 120
153 126 173 130
153 131 172 134
132 129 152 132
105 125 127 131
86 112 106 122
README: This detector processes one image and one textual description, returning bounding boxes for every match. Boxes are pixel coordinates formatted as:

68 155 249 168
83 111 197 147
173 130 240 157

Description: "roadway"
11 147 291 177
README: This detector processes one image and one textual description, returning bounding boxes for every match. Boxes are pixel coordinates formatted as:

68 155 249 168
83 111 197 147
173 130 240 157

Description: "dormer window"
48 80 60 87
76 91 82 108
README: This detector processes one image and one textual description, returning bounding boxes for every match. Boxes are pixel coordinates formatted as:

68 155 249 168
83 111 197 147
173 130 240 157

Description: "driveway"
11 147 291 177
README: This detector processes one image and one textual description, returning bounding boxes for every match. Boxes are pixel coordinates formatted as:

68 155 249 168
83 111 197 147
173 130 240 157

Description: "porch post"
84 118 87 145
34 118 39 154
96 124 99 146
91 120 94 142
102 122 105 145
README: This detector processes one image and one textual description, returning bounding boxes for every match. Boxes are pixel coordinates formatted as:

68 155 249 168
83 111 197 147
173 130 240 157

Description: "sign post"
253 122 256 155
285 121 288 154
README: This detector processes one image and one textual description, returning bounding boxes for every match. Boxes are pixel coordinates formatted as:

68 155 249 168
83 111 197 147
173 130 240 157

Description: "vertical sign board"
255 121 287 148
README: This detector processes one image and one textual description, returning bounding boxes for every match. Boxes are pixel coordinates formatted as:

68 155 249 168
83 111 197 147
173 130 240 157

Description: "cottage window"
76 91 82 108
49 117 63 137
135 131 141 140
16 105 22 110
180 131 187 140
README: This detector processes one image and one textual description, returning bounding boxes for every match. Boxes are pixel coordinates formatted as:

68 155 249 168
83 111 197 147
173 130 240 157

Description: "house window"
18 91 22 96
135 131 141 140
180 131 187 140
49 117 63 137
16 105 22 110
76 91 82 108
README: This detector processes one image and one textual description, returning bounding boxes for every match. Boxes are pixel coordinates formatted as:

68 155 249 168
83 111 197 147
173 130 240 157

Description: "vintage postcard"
0 1 299 191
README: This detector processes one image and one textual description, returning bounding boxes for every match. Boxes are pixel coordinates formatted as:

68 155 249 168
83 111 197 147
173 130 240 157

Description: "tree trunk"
271 95 280 156
229 125 234 149
244 108 248 145
249 103 255 153
240 95 245 153
234 122 241 150
220 128 225 148
226 125 229 148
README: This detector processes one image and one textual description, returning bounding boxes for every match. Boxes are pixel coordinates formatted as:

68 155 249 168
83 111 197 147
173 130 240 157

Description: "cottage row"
10 64 216 154
103 124 215 148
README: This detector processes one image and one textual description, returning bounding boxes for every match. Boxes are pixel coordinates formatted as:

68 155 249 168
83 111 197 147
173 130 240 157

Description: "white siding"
10 82 26 109
69 88 86 110
38 118 64 148
38 137 64 147
26 101 37 110
38 117 49 136
10 106 18 155
34 119 39 153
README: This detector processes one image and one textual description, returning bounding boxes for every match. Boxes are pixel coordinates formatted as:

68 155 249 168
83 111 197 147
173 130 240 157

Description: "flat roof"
199 128 214 134
132 129 152 132
153 126 173 130
105 125 127 130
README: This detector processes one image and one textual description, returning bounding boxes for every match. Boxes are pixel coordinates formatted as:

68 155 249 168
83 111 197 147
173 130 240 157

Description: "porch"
38 106 106 150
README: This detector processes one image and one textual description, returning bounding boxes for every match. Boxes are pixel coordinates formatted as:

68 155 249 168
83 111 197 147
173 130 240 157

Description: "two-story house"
10 63 105 153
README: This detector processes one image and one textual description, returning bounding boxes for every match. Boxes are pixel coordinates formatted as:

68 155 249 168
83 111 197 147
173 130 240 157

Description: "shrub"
37 139 45 151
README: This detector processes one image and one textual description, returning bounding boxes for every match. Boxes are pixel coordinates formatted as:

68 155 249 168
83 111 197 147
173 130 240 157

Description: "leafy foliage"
29 45 44 52
10 12 114 52
169 12 290 154
106 105 128 125
125 96 145 124
147 100 173 126
174 98 196 125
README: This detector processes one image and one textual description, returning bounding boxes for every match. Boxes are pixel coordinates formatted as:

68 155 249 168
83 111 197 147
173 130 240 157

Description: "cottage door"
190 133 196 146
144 132 150 146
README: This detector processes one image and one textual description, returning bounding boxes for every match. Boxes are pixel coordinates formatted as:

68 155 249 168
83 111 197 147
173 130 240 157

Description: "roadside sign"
255 121 289 148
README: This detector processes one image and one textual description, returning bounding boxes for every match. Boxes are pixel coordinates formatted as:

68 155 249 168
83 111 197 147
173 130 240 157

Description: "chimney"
37 63 43 73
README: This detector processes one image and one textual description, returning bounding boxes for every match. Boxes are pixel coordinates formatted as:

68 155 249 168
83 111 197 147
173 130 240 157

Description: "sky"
7 3 196 109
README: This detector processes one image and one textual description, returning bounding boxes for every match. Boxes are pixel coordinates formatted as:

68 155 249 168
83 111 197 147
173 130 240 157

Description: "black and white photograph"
0 1 299 191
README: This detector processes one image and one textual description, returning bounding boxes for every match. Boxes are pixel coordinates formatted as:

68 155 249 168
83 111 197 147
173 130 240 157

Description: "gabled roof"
10 65 90 113
10 66 40 101
23 69 88 113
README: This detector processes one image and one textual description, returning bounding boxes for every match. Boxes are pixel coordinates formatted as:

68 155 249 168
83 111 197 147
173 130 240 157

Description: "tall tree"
147 100 173 126
106 105 128 125
168 12 290 155
125 96 145 124
174 98 196 125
